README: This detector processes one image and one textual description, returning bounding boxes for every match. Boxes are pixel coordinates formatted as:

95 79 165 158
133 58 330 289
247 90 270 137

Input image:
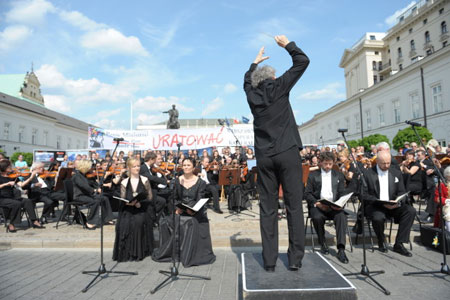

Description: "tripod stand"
151 143 211 294
222 168 256 219
81 139 137 293
403 121 449 277
339 129 390 295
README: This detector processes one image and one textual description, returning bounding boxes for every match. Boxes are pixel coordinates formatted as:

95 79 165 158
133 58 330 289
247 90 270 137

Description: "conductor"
244 35 310 272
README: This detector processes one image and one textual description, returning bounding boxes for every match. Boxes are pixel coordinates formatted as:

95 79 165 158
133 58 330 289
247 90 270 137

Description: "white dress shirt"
320 169 333 201
377 165 390 201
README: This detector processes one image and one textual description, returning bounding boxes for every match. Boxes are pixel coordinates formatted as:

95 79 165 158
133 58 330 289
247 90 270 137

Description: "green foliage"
392 126 433 151
347 139 360 149
10 152 33 167
360 134 390 151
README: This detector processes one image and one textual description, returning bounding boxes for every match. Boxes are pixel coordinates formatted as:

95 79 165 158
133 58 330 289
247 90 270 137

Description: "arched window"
442 21 448 34
425 31 430 43
410 40 415 50
398 47 402 58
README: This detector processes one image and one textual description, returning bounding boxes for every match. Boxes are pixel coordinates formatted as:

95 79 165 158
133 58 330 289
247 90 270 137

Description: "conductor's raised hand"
253 46 270 64
274 35 289 48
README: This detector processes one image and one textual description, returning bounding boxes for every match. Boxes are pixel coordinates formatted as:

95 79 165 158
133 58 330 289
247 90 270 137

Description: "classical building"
0 68 90 156
299 0 450 148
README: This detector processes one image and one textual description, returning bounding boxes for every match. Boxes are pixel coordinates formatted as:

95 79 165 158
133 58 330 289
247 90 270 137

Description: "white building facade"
299 0 450 148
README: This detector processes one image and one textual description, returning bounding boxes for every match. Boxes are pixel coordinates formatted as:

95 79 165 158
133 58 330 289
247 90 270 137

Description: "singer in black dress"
113 158 154 262
152 157 216 267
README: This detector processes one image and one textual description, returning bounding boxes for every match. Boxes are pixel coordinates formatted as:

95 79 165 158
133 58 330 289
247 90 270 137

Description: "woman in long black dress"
113 157 153 262
152 157 216 267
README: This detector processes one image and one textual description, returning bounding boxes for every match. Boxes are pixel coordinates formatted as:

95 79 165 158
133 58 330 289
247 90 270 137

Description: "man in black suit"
363 151 415 256
305 152 349 263
244 34 309 272
139 152 168 221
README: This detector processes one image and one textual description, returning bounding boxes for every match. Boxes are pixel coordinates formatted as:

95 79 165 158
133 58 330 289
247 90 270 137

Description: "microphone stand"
151 143 211 294
339 130 390 295
403 122 449 276
81 139 137 293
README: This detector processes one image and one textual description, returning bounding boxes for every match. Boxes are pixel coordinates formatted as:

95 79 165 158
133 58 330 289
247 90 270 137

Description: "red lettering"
161 134 170 147
153 135 161 149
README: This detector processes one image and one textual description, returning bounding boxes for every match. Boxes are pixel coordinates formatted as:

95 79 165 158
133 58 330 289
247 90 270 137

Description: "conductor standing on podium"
244 35 310 272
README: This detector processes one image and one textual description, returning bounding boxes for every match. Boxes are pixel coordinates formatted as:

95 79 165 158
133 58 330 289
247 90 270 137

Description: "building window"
440 8 444 15
373 75 378 84
378 105 385 126
399 64 403 70
335 121 340 137
410 92 420 119
398 47 402 58
378 61 382 70
370 35 376 40
432 84 443 113
67 138 72 149
409 28 413 34
18 126 25 143
425 31 430 43
444 41 448 48
354 114 360 131
365 110 372 130
410 40 415 50
3 122 10 140
396 36 400 42
380 75 384 82
426 49 433 56
375 51 379 55
442 21 448 34
31 128 38 145
372 61 377 70
423 19 427 25
393 100 401 123
43 131 48 146
56 136 61 149
76 139 80 149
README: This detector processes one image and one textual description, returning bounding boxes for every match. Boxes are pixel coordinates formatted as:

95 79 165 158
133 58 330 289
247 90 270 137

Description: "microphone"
177 143 182 147
405 120 422 127
338 128 348 133
113 137 124 142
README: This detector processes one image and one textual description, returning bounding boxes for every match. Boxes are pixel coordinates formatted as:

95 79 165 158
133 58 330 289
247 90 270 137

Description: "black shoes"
6 225 17 233
214 209 223 214
393 243 412 257
32 223 45 229
264 266 275 272
40 216 48 224
320 243 329 255
288 263 302 271
378 240 388 253
337 249 349 264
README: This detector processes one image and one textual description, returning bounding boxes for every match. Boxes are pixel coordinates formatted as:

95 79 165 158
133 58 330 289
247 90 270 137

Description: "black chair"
56 179 89 229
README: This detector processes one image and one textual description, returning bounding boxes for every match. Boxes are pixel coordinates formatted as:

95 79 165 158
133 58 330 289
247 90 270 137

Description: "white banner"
88 126 254 150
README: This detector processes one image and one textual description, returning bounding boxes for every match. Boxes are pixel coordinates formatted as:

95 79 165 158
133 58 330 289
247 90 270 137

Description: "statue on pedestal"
163 104 180 129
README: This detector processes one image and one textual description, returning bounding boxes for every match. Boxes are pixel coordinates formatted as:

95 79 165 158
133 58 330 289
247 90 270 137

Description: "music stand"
220 168 255 219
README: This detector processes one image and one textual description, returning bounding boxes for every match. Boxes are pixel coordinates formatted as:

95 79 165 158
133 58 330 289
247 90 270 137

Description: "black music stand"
339 129 390 295
81 139 137 293
151 143 211 294
220 168 255 219
403 122 449 277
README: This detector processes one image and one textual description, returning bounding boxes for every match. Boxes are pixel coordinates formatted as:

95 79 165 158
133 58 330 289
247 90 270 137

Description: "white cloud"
96 109 121 119
133 96 194 113
385 1 417 26
36 64 135 104
5 0 55 25
95 118 119 129
0 25 33 52
141 21 179 48
81 28 149 57
136 113 166 125
224 83 237 94
43 94 71 112
202 97 223 116
298 82 345 101
58 10 104 31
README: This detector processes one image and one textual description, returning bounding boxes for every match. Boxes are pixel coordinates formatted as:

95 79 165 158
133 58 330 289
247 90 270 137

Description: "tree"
10 152 33 167
360 134 390 151
347 139 360 149
392 126 433 151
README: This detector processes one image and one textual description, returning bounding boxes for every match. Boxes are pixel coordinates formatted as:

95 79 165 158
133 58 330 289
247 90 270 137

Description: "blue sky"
0 0 417 129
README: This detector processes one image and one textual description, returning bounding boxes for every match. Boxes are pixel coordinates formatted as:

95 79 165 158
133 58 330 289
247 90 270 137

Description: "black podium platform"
242 252 357 300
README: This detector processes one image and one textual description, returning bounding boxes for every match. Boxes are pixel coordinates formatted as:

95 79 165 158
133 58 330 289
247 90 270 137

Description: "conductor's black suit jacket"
244 41 309 157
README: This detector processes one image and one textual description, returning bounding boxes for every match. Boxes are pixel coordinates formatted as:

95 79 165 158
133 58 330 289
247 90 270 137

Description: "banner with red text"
88 126 254 150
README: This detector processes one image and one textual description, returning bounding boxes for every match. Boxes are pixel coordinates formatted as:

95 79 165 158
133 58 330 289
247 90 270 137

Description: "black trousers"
369 204 416 244
257 146 305 267
205 184 220 211
0 198 22 224
310 206 347 248
74 194 113 226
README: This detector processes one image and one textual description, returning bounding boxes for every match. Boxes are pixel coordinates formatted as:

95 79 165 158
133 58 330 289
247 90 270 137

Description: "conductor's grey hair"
251 65 276 88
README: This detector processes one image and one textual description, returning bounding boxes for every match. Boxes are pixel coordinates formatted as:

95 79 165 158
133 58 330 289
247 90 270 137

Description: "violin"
39 170 57 178
6 170 20 179
152 166 169 176
206 160 220 172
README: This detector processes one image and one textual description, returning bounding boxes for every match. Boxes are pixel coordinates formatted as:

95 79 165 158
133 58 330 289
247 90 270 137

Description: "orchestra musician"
363 151 415 256
71 159 114 229
199 157 223 214
417 149 436 223
0 159 45 232
400 150 422 196
305 152 349 264
244 34 309 272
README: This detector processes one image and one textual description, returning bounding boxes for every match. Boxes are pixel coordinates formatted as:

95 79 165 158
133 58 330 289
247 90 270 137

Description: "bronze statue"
163 104 180 129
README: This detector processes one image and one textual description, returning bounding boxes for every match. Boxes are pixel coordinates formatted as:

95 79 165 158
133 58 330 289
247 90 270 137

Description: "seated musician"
305 151 349 263
71 159 114 229
417 149 436 223
140 152 168 222
337 149 357 194
152 153 172 198
0 159 45 232
199 157 223 214
309 155 319 171
212 149 223 165
400 150 422 197
363 151 415 256
98 160 124 212
23 162 64 223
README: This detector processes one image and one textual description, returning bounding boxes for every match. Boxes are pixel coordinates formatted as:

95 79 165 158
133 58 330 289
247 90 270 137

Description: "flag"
242 116 249 124
225 118 230 127
233 118 240 124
